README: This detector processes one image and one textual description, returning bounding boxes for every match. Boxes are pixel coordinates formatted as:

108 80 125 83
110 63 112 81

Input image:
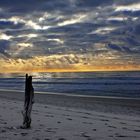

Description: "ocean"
0 71 140 98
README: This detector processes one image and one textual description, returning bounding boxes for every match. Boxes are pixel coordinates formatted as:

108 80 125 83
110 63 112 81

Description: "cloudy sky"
0 0 140 73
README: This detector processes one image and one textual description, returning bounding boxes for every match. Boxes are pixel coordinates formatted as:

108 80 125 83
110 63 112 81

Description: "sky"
0 0 140 73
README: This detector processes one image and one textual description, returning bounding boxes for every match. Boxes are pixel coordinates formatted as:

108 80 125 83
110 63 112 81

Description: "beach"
0 90 140 140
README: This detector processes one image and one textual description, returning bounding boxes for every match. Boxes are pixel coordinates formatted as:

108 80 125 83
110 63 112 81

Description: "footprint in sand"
81 132 90 138
20 132 28 136
1 122 7 125
58 138 66 140
13 133 18 136
84 112 92 115
120 122 126 125
113 117 119 120
108 125 117 129
45 130 56 133
57 121 61 124
34 129 41 132
39 124 44 127
47 128 58 130
98 115 105 118
1 129 6 133
35 138 40 140
66 118 72 121
114 133 137 138
115 134 127 138
105 123 109 126
134 129 140 132
82 122 93 125
45 115 54 118
108 135 113 138
122 127 128 130
87 138 93 140
100 119 109 122
62 114 70 117
82 116 89 119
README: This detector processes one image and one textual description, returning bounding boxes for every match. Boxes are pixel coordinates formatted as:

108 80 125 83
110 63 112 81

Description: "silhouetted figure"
21 74 34 129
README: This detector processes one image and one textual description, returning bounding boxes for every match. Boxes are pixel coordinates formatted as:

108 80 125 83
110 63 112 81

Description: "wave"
0 71 140 98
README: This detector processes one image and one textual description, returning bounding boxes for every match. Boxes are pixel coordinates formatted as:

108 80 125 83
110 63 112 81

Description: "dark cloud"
0 20 24 29
134 24 140 35
113 10 140 17
0 40 11 57
115 0 140 5
107 19 127 26
0 0 139 14
107 43 122 51
0 0 73 14
0 0 140 67
0 0 45 13
122 36 140 46
5 29 35 36
75 0 113 7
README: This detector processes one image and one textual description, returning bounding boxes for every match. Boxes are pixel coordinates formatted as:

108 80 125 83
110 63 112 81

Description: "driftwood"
21 74 34 129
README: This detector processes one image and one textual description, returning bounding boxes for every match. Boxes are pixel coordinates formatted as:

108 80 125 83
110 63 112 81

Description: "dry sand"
0 90 140 140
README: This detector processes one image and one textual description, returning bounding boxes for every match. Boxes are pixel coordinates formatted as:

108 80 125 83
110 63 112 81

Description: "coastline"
0 89 140 139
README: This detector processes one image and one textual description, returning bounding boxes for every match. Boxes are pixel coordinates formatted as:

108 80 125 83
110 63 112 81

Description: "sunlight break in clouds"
115 3 140 12
47 39 64 44
107 17 128 21
12 43 33 57
26 20 51 30
89 27 117 35
1 16 50 30
17 34 38 39
58 14 87 26
0 33 12 40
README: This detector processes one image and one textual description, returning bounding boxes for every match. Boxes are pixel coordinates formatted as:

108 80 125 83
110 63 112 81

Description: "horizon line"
0 69 140 74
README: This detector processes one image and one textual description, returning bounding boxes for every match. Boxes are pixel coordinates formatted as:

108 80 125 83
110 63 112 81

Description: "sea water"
0 71 140 98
